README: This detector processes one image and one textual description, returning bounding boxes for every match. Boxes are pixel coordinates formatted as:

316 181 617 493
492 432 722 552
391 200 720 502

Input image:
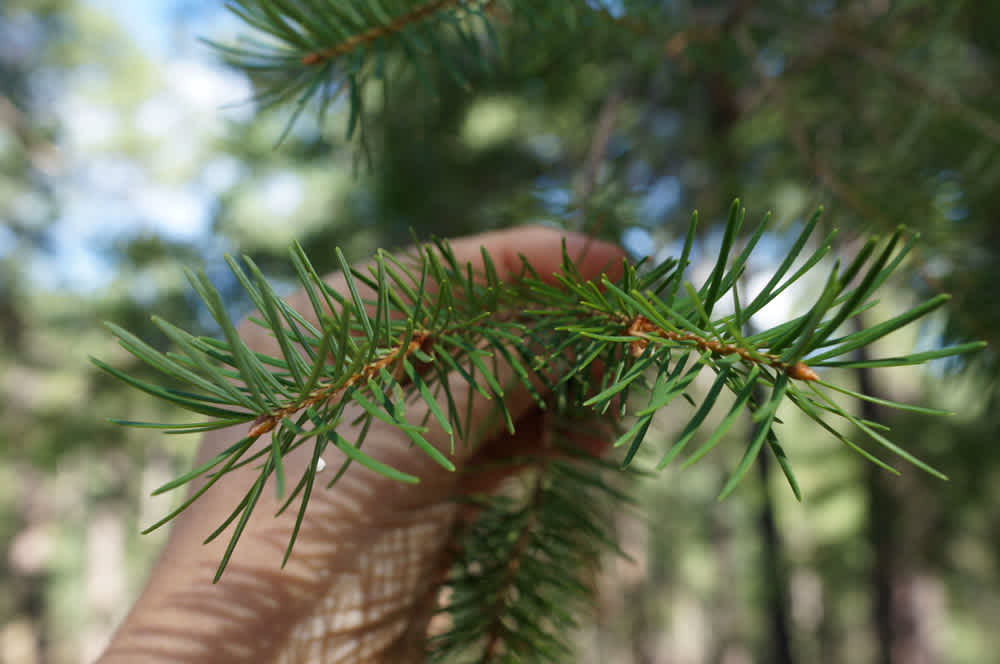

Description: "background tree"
2 1 998 663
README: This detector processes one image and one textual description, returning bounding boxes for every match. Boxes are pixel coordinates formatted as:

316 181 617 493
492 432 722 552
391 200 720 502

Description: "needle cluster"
97 201 981 601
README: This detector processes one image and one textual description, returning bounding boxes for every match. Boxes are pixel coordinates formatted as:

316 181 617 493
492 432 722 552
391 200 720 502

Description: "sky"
21 1 647 293
21 0 811 336
24 1 255 291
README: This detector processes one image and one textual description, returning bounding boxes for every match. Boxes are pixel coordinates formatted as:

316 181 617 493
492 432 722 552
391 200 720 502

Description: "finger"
435 227 624 462
444 225 624 285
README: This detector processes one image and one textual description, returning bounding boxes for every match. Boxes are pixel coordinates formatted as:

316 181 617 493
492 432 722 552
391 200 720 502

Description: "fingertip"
558 231 627 282
455 226 625 286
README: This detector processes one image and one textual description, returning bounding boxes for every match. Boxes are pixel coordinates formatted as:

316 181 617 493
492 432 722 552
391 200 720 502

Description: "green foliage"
86 1 994 661
212 0 498 143
98 199 982 657
431 440 633 663
212 0 592 144
4 0 997 660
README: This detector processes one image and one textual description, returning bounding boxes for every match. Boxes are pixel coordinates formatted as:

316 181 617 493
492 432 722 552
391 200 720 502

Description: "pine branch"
622 316 818 380
213 0 506 142
430 421 632 663
92 4 992 661
299 0 495 67
97 202 983 662
97 200 984 587
212 0 597 142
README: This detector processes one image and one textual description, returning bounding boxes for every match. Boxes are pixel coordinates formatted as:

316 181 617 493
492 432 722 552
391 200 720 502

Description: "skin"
98 227 624 663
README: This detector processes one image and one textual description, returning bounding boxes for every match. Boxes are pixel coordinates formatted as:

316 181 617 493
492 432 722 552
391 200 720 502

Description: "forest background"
1 1 998 663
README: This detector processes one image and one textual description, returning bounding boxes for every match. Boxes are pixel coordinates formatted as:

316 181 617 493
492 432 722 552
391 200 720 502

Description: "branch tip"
626 315 818 381
300 0 463 67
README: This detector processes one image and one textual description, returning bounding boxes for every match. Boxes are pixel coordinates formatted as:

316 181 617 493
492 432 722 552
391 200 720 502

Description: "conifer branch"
623 315 819 380
214 0 509 142
97 200 985 583
93 4 990 661
97 200 985 660
430 424 628 662
246 329 432 438
213 0 600 144
300 0 496 66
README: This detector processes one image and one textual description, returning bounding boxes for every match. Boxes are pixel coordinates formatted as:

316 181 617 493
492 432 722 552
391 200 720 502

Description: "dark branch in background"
831 29 1000 146
856 326 933 664
576 88 624 211
754 387 796 664
860 338 898 664
574 85 624 262
732 26 889 226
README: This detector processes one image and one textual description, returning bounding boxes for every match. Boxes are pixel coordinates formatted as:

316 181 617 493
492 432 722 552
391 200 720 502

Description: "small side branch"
302 0 493 66
626 315 818 381
481 466 548 659
247 331 431 438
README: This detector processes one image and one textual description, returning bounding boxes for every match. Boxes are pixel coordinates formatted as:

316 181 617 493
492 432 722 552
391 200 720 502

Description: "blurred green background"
1 1 998 662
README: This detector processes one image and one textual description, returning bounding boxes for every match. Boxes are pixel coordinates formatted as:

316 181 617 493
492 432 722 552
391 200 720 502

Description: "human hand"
98 227 625 663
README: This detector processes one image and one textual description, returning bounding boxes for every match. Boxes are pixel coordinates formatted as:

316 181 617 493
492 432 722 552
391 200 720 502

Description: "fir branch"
245 328 432 438
215 0 506 142
623 314 819 380
430 428 629 663
213 0 601 143
97 202 985 582
300 0 496 67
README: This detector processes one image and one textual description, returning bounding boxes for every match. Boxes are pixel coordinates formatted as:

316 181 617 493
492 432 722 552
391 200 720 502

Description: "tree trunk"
858 348 932 664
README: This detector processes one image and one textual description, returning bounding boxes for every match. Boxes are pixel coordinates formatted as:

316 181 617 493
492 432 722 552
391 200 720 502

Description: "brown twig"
301 0 494 66
626 315 818 381
732 26 890 227
833 30 1000 146
575 87 625 265
247 332 431 438
481 456 551 659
